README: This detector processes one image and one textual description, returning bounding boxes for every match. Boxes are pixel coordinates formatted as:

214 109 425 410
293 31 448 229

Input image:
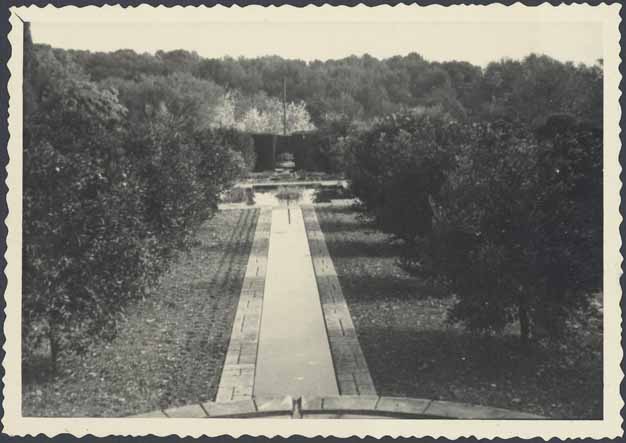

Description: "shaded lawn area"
316 206 603 419
23 209 258 417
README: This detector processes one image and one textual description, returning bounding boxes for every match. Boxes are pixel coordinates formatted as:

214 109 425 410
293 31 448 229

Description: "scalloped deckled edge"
0 3 10 443
2 2 623 439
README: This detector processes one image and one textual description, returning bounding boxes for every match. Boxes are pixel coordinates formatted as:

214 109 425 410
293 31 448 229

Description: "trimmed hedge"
251 133 279 171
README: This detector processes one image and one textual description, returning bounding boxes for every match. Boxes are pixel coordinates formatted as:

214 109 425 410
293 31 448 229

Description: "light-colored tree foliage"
212 93 316 134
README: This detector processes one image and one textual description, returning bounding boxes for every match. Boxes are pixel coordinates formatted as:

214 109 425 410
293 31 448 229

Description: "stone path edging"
215 209 272 402
130 395 544 419
301 206 377 396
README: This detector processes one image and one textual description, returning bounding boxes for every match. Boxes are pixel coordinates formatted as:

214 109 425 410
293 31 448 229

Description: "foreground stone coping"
130 396 544 419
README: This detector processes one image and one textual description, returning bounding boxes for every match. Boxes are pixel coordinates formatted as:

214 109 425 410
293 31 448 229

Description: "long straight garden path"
216 203 376 401
254 207 339 397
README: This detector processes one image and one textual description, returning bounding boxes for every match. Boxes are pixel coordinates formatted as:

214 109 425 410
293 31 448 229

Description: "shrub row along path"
217 204 376 400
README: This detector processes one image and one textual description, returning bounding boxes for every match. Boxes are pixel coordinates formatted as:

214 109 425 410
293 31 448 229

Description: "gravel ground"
316 206 603 419
23 209 258 417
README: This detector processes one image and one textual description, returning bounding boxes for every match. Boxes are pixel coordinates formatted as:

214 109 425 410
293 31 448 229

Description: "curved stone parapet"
129 395 544 419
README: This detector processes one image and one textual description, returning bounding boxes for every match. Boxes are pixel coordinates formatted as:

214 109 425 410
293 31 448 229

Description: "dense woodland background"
53 44 603 130
24 23 603 372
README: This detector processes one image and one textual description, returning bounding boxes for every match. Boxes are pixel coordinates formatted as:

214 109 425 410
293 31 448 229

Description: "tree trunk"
518 294 530 346
271 135 277 170
48 317 59 373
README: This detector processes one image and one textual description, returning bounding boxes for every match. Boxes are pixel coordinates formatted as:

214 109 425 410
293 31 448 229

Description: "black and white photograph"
3 3 623 439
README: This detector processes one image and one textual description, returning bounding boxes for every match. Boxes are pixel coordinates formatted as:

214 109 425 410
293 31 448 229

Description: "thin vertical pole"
282 77 287 136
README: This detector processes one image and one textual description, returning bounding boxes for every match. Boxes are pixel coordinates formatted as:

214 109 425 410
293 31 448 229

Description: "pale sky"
30 21 602 67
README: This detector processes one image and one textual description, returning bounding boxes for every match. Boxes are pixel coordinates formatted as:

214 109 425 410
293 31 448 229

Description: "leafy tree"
103 72 226 132
440 61 483 114
347 108 461 242
23 42 139 368
69 48 168 81
213 92 237 128
155 49 201 74
423 117 602 343
62 44 602 130
23 34 249 372
311 116 359 173
212 127 256 173
477 55 603 128
235 97 315 134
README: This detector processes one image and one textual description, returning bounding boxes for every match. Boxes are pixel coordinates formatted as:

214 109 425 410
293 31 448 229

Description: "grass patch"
23 209 259 417
316 206 602 419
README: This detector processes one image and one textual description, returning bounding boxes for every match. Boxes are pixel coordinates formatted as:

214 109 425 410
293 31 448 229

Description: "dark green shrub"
425 118 602 342
23 35 246 371
347 102 601 344
346 108 461 242
23 43 144 367
214 127 256 173
314 117 356 174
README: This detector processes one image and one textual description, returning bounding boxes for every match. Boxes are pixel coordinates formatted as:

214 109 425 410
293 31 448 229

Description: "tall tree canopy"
58 46 602 130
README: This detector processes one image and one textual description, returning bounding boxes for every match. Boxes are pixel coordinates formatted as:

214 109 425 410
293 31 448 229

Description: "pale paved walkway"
254 207 339 397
